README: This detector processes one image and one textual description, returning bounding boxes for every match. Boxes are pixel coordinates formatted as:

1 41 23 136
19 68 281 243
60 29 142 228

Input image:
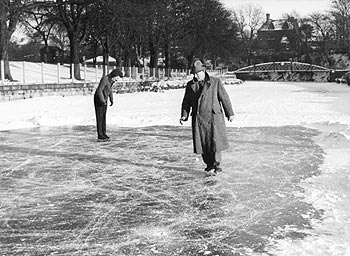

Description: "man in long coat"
180 59 234 174
94 69 123 141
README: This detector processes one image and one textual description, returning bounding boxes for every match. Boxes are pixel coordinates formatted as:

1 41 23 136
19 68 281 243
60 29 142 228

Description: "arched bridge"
235 61 331 73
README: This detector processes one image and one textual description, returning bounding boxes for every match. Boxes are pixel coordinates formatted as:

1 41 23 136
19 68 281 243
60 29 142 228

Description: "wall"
0 81 144 101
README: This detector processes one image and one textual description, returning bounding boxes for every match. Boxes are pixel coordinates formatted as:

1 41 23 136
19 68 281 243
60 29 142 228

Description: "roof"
259 19 295 31
85 56 116 63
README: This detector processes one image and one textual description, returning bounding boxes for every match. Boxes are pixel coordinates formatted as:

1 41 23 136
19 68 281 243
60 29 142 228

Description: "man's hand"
110 101 114 106
228 115 235 122
179 117 187 125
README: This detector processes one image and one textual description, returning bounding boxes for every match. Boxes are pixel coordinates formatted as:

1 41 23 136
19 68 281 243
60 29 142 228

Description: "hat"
109 69 123 78
191 59 205 74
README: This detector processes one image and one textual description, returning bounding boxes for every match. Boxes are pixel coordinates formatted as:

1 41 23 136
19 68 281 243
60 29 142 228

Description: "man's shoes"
103 134 110 139
98 136 110 142
204 165 214 172
205 165 217 176
214 167 222 173
213 162 222 173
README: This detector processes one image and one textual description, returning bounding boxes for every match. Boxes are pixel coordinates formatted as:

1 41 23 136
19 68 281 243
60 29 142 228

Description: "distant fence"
0 60 227 85
0 60 229 101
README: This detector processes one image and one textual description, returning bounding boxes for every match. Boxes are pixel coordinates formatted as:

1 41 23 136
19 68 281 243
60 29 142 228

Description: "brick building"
257 13 298 52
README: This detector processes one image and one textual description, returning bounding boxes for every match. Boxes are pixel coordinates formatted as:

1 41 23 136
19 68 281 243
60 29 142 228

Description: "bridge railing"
232 61 336 82
235 61 332 73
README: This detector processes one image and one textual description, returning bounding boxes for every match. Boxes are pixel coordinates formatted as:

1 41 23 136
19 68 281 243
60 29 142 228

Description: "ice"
1 81 350 255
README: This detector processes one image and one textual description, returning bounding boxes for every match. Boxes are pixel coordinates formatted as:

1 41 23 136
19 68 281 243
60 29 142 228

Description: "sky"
221 0 332 19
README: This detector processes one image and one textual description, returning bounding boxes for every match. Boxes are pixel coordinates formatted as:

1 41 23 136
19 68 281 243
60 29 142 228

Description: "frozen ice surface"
0 125 325 255
1 81 350 255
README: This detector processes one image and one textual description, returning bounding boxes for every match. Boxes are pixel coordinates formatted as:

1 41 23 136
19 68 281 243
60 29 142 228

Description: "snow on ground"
1 80 350 255
1 81 350 131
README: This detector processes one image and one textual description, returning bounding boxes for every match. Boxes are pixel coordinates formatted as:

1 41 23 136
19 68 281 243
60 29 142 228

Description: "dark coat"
94 75 114 106
181 73 234 154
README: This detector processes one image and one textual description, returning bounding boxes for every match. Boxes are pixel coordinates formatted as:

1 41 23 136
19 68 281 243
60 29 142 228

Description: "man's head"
191 59 206 81
109 69 123 82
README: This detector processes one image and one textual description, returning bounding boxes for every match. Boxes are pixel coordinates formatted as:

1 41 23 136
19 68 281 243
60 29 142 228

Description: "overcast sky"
221 0 332 19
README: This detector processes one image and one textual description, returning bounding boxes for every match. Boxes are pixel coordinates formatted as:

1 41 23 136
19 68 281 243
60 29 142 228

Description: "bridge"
235 61 331 73
232 61 335 82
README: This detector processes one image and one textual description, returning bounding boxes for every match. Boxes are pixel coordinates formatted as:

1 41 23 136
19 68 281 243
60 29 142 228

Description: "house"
257 13 298 52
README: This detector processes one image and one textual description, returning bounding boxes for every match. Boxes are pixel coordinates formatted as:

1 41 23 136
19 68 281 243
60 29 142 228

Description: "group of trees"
2 0 350 81
275 0 350 67
258 0 350 67
1 0 239 81
230 0 350 67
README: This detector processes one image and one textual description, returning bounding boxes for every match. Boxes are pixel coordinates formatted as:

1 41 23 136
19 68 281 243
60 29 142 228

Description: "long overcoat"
181 73 234 154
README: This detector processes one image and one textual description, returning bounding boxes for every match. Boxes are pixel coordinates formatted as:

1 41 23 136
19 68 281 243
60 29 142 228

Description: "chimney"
266 13 270 22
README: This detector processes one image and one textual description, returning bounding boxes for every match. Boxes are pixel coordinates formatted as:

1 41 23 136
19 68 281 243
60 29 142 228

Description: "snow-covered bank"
265 122 350 256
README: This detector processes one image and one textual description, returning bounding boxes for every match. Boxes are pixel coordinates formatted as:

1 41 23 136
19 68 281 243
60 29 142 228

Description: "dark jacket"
181 73 234 154
94 75 114 105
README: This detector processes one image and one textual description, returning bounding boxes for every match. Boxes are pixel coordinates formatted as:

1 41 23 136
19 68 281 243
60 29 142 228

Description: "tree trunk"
149 37 159 78
102 40 109 76
247 49 251 66
43 35 49 63
102 54 108 76
70 33 81 80
212 55 217 70
2 40 13 81
149 43 158 69
324 36 329 67
186 53 195 73
0 4 13 81
164 40 171 77
122 50 131 77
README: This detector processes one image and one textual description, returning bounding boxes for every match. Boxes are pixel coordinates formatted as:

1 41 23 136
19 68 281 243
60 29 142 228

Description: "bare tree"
174 0 238 69
22 8 54 46
308 12 334 42
87 0 120 75
117 0 145 73
231 4 264 65
143 0 167 76
308 12 335 65
53 0 94 80
0 0 32 80
22 5 58 63
331 0 350 53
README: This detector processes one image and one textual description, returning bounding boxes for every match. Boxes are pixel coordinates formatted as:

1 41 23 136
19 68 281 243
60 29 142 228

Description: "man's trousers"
94 94 107 138
201 151 222 168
